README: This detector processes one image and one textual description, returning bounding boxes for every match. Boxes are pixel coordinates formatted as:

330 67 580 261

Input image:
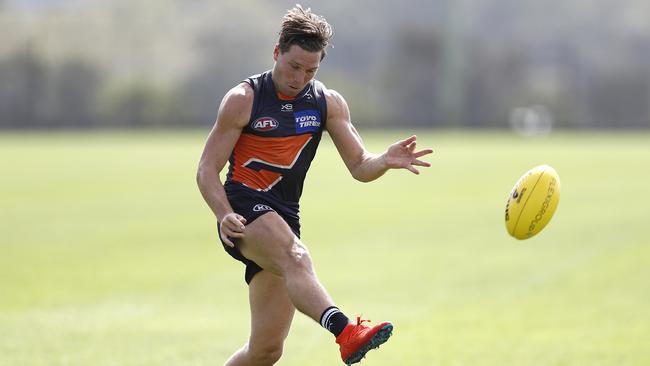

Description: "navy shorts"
218 183 301 284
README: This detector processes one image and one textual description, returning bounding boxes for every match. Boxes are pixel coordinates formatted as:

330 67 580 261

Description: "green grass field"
1 130 649 366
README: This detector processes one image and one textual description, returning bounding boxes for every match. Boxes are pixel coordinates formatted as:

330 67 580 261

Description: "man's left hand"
383 135 433 174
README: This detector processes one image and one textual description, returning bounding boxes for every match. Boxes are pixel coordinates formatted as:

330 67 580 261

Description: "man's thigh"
238 211 301 276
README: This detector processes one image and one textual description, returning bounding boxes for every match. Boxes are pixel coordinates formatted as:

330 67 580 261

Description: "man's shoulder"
218 82 254 128
322 86 347 112
223 82 254 109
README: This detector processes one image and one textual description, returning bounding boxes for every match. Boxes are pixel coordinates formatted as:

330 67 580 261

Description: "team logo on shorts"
253 204 274 212
294 110 321 133
252 117 279 132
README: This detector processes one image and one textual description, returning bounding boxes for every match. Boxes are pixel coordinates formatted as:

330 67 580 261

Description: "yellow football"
505 165 561 240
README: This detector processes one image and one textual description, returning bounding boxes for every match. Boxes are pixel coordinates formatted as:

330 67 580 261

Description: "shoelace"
356 316 371 326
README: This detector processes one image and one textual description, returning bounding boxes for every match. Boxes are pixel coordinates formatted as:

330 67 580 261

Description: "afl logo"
252 117 279 132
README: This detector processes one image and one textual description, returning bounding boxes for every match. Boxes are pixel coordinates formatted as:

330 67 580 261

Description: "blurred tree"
0 49 102 128
42 59 102 127
99 80 190 127
439 0 468 127
0 44 46 128
382 27 441 127
587 68 650 128
182 1 277 125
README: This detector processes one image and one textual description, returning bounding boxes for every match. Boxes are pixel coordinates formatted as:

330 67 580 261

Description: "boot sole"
344 323 393 365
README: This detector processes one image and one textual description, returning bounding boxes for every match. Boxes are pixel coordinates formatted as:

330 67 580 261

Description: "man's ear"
273 44 280 61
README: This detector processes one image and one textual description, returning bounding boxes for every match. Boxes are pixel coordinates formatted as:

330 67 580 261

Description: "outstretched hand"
384 135 433 174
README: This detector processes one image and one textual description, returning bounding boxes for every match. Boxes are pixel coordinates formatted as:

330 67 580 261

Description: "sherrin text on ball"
505 165 561 240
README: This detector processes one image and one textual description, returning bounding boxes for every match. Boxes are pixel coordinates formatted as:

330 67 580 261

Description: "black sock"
319 306 350 337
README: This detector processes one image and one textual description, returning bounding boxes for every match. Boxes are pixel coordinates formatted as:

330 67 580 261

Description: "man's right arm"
196 82 253 246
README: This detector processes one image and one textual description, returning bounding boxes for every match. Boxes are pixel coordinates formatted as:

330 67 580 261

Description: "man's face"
272 44 321 97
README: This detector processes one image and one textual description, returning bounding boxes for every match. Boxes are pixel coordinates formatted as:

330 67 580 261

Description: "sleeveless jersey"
224 71 328 204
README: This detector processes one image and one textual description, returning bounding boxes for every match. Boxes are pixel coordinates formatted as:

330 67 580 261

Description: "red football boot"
335 316 393 365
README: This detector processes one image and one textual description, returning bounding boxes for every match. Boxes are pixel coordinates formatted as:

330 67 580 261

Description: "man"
197 5 433 365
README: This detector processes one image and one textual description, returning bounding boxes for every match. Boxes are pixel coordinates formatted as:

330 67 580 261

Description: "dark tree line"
1 0 649 129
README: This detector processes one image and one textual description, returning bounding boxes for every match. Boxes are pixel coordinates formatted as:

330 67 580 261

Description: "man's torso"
225 71 328 205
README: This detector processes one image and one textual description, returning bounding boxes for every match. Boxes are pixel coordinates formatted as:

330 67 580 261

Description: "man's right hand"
219 213 247 247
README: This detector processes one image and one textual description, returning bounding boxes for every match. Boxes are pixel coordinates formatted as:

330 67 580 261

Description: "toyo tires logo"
252 117 279 132
294 110 321 133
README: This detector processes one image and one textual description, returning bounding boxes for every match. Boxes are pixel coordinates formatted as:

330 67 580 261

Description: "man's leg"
225 270 295 366
237 212 334 322
236 212 393 365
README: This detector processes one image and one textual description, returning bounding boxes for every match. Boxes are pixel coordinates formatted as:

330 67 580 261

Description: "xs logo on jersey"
281 103 293 112
252 117 279 132
252 204 274 212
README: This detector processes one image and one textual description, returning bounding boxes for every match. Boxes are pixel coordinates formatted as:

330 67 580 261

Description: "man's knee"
282 238 314 274
256 231 313 276
248 344 283 365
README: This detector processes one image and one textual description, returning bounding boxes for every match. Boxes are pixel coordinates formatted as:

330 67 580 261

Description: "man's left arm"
324 89 433 183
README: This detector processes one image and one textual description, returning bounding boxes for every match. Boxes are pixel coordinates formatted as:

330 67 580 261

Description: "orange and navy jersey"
224 71 327 204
